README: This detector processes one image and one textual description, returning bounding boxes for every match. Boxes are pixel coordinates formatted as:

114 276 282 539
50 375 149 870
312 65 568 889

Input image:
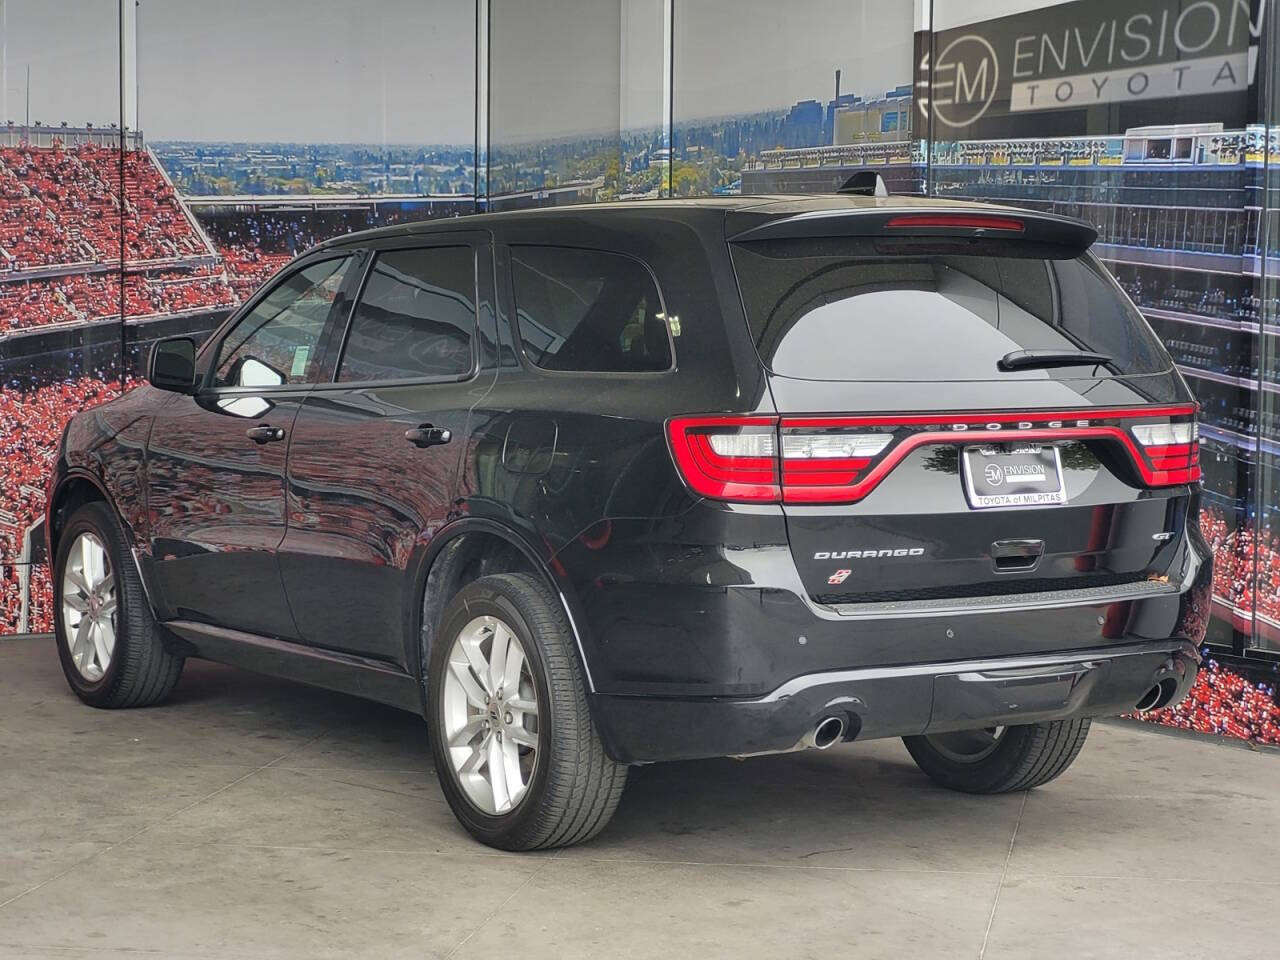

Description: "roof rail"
837 170 889 197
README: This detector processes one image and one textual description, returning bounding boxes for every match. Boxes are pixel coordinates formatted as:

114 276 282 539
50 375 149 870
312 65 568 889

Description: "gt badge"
827 569 852 585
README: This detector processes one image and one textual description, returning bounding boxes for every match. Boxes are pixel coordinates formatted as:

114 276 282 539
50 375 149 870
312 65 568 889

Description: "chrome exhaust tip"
804 715 846 750
1134 677 1178 712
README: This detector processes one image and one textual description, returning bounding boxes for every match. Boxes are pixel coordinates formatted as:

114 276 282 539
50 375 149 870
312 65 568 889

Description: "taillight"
667 405 1200 505
1131 421 1201 485
666 416 780 502
779 428 891 502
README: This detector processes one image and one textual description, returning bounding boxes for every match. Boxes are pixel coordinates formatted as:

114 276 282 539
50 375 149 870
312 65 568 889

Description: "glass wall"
1 0 1277 723
919 0 1265 661
1254 3 1280 656
0 0 122 633
127 0 477 372
487 0 667 206
677 0 919 197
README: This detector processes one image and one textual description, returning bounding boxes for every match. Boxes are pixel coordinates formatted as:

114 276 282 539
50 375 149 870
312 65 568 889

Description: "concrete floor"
1 635 1277 960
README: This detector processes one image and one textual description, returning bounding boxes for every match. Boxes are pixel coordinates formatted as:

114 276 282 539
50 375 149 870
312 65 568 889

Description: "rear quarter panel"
456 207 785 689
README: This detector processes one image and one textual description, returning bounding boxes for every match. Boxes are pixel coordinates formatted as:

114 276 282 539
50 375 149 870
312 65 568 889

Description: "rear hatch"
718 204 1199 608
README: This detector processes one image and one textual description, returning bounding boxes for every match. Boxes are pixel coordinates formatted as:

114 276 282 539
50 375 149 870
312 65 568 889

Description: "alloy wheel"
924 726 1006 764
441 615 540 815
60 532 117 682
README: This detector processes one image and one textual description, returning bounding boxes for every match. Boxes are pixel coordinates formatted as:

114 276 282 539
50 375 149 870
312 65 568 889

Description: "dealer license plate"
962 443 1066 509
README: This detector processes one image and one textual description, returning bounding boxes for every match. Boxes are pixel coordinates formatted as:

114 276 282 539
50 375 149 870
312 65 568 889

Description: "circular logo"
932 34 1000 129
984 463 1004 487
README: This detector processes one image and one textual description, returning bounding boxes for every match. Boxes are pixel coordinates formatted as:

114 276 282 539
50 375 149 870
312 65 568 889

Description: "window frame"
323 237 486 390
201 251 361 396
502 242 677 378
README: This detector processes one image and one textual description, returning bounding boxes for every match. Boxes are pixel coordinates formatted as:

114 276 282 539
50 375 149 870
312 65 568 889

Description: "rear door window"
510 245 671 373
338 246 476 382
730 238 1170 381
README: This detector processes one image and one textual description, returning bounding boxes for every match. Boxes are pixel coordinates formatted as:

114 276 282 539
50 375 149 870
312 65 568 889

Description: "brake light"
884 214 1025 233
667 406 1200 504
666 417 780 502
1131 421 1200 485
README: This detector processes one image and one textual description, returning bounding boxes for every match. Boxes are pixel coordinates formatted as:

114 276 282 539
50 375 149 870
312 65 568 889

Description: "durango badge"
814 548 926 560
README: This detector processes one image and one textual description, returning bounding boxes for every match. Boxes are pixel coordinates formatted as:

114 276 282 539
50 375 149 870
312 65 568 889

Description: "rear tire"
53 502 184 708
427 573 626 850
903 719 1091 793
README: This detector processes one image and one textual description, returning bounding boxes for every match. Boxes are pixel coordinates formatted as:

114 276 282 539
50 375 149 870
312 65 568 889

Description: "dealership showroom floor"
0 635 1275 960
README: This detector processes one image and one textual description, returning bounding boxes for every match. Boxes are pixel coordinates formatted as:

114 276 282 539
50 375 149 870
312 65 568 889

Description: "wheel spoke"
507 725 538 749
63 592 89 614
96 573 114 598
91 622 111 672
486 733 511 811
500 735 525 801
488 623 511 693
460 735 488 774
459 634 493 695
501 632 525 694
97 595 117 619
65 569 91 598
82 536 101 589
508 697 537 717
448 717 486 748
449 660 489 709
71 617 91 669
97 618 116 659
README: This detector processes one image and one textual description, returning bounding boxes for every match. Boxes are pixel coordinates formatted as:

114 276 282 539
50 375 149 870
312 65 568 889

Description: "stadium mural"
1 0 1277 744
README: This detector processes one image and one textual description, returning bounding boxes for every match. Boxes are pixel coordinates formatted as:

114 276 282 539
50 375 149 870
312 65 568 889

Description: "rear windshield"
730 238 1170 381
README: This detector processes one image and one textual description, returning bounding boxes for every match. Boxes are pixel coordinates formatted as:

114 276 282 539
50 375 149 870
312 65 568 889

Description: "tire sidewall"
52 503 131 705
904 724 1051 793
427 581 557 846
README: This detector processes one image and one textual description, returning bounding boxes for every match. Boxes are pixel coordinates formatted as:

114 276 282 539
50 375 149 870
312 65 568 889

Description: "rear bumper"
592 638 1200 763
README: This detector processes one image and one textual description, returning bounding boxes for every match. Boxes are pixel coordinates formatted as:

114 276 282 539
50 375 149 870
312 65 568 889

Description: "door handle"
404 424 452 448
245 424 286 444
991 538 1044 572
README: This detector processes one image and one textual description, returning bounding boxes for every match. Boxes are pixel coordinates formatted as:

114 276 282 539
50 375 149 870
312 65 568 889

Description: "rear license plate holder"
962 443 1066 509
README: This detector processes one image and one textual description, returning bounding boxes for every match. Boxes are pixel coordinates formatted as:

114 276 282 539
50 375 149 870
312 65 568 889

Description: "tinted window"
338 247 476 382
510 246 671 372
731 239 1170 381
214 256 352 388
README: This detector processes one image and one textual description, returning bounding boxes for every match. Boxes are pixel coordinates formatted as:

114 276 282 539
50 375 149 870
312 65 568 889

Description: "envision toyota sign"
917 0 1265 135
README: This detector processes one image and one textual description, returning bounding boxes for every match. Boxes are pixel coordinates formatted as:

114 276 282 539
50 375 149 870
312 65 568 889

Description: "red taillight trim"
668 406 1200 505
783 404 1197 429
666 416 780 503
883 214 1025 233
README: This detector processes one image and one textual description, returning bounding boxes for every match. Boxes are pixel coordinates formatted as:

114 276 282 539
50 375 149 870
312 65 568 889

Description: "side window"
214 257 352 388
338 247 477 382
510 246 671 373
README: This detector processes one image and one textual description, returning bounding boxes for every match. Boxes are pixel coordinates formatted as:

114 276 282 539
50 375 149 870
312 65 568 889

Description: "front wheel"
903 719 1091 794
52 502 184 708
427 573 626 850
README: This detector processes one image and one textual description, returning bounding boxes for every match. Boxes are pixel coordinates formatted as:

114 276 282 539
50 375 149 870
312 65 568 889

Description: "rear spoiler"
727 207 1098 252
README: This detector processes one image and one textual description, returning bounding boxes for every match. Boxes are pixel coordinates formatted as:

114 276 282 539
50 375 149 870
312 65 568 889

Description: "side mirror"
148 336 198 394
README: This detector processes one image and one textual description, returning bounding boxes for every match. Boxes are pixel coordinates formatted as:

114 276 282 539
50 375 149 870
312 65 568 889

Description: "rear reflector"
883 214 1025 233
667 405 1200 504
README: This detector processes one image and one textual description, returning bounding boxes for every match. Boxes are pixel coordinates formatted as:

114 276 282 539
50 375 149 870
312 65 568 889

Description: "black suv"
46 195 1210 850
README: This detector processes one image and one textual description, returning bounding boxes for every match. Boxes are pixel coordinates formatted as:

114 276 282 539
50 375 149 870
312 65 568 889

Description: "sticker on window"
290 346 310 377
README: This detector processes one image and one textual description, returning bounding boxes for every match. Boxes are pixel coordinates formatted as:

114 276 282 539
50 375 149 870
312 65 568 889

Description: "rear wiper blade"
998 349 1113 372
